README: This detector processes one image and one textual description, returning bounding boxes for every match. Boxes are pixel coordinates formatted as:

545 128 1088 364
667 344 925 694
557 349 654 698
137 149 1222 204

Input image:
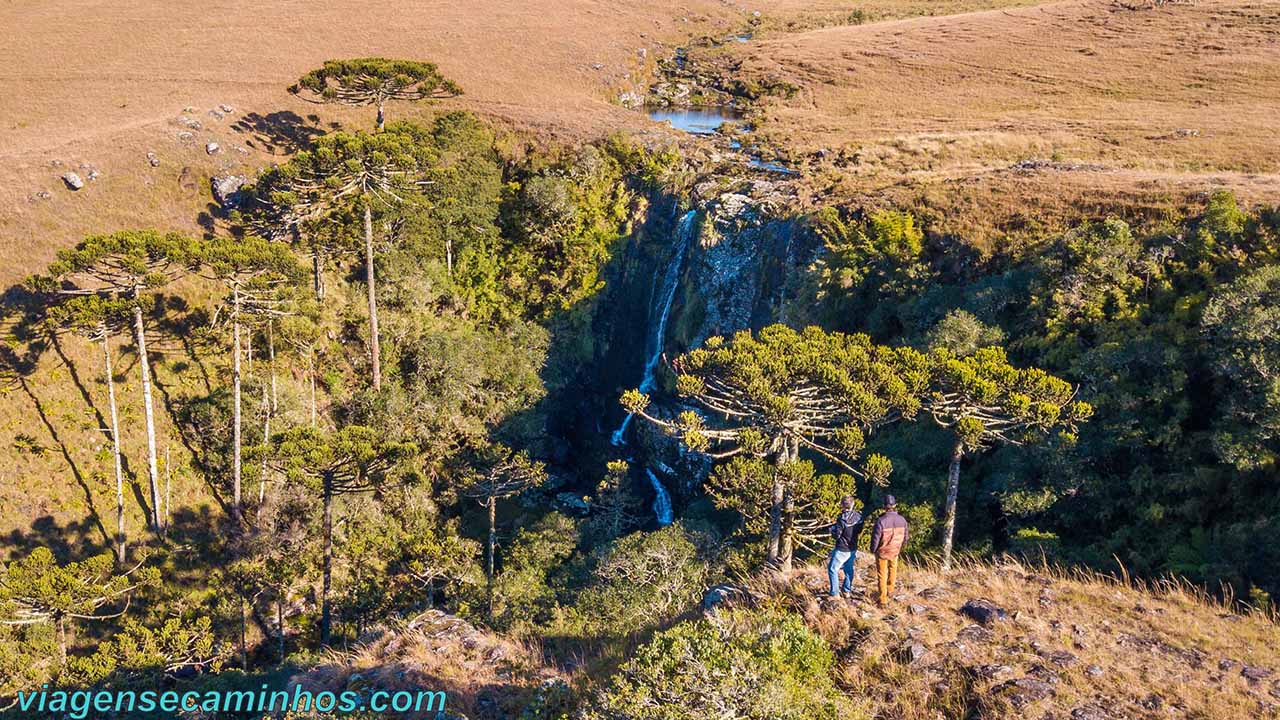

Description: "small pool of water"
647 106 744 135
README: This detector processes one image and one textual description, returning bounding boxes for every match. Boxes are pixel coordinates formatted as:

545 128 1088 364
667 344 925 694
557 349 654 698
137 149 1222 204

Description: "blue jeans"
828 549 857 596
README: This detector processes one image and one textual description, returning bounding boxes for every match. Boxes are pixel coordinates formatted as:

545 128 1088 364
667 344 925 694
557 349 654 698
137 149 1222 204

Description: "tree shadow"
0 515 108 562
15 376 113 550
232 110 331 155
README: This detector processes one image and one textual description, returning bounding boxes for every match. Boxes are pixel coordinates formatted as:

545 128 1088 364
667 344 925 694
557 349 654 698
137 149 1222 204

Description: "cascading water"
645 469 674 526
610 209 697 526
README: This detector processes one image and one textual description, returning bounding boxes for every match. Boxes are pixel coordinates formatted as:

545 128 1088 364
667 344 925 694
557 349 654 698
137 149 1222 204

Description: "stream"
609 209 697 526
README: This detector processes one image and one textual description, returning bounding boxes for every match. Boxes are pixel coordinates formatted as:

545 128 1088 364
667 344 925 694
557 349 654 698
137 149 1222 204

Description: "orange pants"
876 556 899 605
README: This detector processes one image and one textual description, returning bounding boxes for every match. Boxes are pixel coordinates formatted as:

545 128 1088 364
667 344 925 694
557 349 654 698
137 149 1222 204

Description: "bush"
571 523 715 638
585 609 856 720
491 513 580 631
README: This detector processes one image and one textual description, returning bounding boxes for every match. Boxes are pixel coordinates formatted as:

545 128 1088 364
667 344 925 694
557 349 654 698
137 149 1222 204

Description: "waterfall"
645 469 674 526
612 209 697 446
611 209 697 526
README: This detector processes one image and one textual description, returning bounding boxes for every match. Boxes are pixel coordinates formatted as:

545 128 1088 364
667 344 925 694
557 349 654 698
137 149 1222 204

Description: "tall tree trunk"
165 445 173 530
308 352 317 428
486 495 496 615
376 103 385 132
445 236 453 277
132 298 163 532
231 287 243 523
941 440 965 572
267 320 278 413
320 475 334 646
312 250 325 301
277 592 287 662
239 599 248 669
363 203 382 391
780 485 795 574
57 616 68 665
258 381 270 518
767 471 784 568
102 334 126 565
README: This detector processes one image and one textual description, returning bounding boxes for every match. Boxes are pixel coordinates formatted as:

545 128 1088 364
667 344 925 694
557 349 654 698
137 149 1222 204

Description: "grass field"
722 0 1280 244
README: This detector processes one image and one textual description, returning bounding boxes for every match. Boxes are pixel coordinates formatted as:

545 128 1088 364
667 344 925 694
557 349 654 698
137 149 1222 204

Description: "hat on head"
883 494 897 508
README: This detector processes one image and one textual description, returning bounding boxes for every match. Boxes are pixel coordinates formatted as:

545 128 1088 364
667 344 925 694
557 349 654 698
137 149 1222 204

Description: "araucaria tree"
257 426 415 646
924 346 1092 570
462 446 546 605
290 58 461 130
0 548 158 664
265 129 428 390
44 296 136 564
622 324 928 572
45 231 199 531
202 236 304 523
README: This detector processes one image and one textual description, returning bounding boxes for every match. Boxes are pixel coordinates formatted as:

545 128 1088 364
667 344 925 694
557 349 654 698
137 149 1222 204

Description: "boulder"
62 172 84 190
211 174 247 209
146 152 160 167
702 584 743 614
960 598 1009 625
994 677 1054 708
205 142 221 155
898 642 928 664
554 492 590 516
1243 665 1275 684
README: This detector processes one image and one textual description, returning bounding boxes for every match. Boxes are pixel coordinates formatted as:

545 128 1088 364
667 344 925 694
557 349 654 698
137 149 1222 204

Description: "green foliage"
926 309 1006 357
586 609 854 720
291 57 461 110
62 617 226 685
571 524 715 637
259 425 417 495
490 513 580 631
1201 264 1280 470
0 548 159 629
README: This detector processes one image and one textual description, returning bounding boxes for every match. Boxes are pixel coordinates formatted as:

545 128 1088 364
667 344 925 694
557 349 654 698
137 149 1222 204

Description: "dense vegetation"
0 53 1277 719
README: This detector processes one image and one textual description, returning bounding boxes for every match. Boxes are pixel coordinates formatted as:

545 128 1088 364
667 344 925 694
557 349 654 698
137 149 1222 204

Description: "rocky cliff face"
587 174 815 504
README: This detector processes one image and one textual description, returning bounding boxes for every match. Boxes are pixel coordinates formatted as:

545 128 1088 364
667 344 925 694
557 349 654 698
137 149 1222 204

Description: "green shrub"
586 609 857 720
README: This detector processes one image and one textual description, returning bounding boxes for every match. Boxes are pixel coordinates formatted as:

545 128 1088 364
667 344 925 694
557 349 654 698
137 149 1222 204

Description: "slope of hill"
697 0 1280 243
289 558 1280 719
0 0 744 286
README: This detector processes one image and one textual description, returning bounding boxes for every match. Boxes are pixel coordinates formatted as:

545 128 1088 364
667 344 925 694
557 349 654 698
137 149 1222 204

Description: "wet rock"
62 172 84 190
554 492 590 516
211 174 248 210
205 142 221 155
994 677 1054 708
960 598 1008 625
147 152 160 167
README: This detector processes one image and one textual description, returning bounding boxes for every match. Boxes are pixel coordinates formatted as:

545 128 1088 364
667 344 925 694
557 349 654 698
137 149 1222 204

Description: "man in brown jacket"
869 495 909 606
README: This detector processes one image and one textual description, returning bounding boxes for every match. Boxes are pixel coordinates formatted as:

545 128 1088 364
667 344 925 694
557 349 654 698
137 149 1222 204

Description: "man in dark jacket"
869 495 909 606
827 495 863 598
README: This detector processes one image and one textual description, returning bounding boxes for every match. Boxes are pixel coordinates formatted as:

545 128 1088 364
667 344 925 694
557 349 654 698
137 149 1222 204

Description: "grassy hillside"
289 557 1280 719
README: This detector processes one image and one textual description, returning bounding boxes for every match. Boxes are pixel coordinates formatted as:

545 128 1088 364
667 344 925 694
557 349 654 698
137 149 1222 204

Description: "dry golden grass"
710 0 1280 243
0 0 749 287
291 609 562 719
745 556 1280 719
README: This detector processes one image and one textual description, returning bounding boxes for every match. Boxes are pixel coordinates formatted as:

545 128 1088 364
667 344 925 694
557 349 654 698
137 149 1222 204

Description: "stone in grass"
993 677 1054 708
147 152 160 167
211 174 248 210
205 142 221 155
62 172 84 190
960 598 1009 625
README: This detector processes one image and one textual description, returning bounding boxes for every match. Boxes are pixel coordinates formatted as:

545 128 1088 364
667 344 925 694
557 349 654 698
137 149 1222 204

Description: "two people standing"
827 494 910 607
